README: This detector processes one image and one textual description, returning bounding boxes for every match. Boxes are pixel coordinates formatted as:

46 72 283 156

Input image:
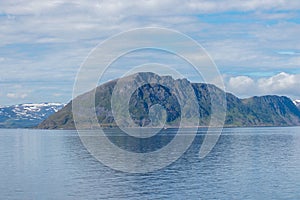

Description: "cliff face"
37 72 300 129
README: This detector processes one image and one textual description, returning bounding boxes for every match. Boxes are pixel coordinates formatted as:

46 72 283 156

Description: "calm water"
0 127 300 200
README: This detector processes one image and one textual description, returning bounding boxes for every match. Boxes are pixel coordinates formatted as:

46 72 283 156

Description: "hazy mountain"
0 103 65 128
37 72 300 129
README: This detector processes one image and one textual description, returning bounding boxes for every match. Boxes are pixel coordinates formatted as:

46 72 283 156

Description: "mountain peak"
38 72 300 129
0 103 65 128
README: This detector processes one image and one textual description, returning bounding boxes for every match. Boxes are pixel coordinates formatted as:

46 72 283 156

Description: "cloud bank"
226 72 300 99
0 0 300 104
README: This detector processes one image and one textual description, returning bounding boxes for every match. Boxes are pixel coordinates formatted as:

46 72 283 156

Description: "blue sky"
1 0 300 105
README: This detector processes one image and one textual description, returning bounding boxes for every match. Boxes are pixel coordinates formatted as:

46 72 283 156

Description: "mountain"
37 72 300 129
293 100 300 109
0 103 65 128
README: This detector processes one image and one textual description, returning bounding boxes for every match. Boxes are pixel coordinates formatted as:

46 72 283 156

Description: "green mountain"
37 72 300 129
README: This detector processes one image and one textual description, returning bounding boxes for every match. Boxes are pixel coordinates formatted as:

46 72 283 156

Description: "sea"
0 127 299 200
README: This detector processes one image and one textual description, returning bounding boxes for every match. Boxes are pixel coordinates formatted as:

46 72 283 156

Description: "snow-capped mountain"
293 100 300 109
0 103 65 128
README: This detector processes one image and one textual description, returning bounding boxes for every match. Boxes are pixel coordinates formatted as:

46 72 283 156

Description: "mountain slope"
37 72 300 129
241 96 300 126
0 103 64 128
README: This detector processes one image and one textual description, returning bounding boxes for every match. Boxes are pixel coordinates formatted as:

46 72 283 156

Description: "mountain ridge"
0 103 65 128
37 72 300 129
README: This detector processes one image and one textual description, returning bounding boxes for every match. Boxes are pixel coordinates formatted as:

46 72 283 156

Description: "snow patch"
293 100 300 108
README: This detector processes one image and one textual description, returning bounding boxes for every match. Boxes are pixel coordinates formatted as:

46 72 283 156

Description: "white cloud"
257 72 299 94
227 76 255 95
52 93 62 97
225 72 300 99
1 0 300 104
7 93 28 99
1 0 300 17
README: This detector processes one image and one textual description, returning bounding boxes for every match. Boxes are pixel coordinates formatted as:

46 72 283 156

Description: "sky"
1 0 300 105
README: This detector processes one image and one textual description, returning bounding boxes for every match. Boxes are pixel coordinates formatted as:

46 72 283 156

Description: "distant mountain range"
37 72 300 129
0 103 64 128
